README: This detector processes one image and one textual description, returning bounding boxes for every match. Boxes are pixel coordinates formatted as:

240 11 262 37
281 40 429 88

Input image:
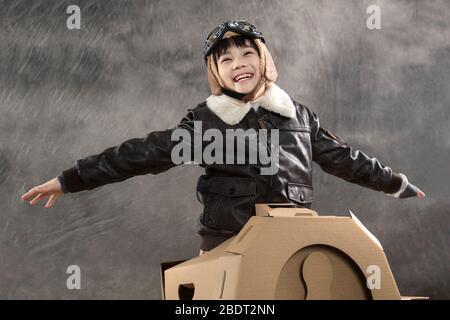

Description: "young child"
21 20 425 254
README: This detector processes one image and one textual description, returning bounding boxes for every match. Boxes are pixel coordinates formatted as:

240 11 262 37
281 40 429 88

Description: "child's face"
217 40 261 94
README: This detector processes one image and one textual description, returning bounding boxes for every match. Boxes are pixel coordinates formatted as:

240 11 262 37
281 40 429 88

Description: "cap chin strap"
241 77 266 103
221 87 246 100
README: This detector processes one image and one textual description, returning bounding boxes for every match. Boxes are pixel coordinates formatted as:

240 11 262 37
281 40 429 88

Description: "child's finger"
45 194 58 208
22 186 45 201
29 193 47 205
21 188 38 201
417 190 426 198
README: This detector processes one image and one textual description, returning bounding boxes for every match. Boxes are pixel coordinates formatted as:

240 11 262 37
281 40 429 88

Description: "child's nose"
233 61 246 70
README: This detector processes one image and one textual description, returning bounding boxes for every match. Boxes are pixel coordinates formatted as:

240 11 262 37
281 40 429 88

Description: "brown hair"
212 35 260 65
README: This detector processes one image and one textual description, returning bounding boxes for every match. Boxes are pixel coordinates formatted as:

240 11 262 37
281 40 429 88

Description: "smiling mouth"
233 73 254 83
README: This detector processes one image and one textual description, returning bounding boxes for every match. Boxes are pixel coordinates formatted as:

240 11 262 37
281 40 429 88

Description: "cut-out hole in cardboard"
178 283 195 300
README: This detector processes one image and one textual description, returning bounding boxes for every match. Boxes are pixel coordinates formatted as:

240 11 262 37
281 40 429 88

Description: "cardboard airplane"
161 204 427 300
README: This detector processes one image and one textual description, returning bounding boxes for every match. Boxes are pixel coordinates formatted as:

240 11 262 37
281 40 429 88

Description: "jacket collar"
206 83 296 125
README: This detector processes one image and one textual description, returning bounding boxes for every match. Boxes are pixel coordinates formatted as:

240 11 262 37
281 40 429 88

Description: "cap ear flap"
260 41 278 82
207 55 223 96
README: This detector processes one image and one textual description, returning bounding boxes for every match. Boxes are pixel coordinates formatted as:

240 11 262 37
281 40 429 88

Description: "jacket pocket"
268 113 311 132
203 177 257 232
287 183 313 206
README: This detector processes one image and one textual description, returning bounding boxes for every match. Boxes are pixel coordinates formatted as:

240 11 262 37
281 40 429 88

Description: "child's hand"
399 182 426 199
21 177 64 208
389 173 426 199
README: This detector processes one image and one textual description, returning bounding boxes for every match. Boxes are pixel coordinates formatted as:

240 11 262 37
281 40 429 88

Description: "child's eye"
245 51 253 55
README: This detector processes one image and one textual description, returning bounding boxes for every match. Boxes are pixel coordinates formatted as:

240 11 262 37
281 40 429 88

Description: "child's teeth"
236 74 252 82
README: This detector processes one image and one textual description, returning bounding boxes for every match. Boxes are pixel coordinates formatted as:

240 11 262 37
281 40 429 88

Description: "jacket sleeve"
306 106 402 194
61 109 196 193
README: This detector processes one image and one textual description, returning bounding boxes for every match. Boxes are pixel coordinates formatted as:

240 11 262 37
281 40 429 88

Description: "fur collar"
206 83 296 125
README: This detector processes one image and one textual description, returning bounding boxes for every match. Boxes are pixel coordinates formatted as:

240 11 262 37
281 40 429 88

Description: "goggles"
203 20 265 60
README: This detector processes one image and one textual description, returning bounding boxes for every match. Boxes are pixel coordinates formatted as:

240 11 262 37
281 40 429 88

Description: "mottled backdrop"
1 0 449 299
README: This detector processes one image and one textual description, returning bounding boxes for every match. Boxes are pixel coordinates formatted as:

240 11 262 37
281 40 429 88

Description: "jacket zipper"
258 118 266 129
257 114 273 201
278 127 311 132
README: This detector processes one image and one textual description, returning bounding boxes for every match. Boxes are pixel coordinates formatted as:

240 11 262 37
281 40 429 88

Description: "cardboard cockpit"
161 204 427 300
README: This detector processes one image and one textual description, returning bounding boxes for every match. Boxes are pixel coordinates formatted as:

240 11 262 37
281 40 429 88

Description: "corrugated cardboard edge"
160 260 186 300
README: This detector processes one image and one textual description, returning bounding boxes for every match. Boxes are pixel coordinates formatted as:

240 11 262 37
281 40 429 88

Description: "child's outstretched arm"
21 110 196 207
306 107 425 199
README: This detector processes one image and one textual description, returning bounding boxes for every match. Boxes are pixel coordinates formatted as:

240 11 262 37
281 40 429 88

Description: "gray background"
1 0 449 299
